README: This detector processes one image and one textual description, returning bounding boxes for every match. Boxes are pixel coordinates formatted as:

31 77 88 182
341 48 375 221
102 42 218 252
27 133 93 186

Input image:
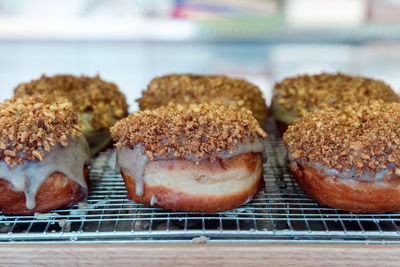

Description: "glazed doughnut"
14 74 128 155
111 104 268 212
283 100 400 213
0 96 90 215
136 74 268 124
271 73 399 132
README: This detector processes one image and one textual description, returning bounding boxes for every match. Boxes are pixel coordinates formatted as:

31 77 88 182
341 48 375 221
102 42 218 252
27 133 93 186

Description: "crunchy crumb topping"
136 74 268 123
111 103 268 161
14 74 128 129
0 96 81 168
283 100 400 180
274 73 399 116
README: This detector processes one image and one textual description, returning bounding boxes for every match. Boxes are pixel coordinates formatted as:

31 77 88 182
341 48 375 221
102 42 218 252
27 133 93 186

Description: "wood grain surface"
0 244 399 266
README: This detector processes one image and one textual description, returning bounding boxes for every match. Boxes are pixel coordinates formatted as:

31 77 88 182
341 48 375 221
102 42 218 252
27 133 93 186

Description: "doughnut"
283 100 400 213
136 74 268 124
0 96 90 215
14 74 129 155
271 73 399 132
111 104 268 212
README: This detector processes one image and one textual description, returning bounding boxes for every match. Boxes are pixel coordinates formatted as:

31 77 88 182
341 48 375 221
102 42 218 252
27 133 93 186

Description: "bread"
0 96 91 215
283 101 400 213
111 103 268 212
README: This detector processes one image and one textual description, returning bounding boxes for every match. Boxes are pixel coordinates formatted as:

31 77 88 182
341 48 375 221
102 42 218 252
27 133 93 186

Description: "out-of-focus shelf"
0 18 196 41
0 17 399 43
203 25 400 43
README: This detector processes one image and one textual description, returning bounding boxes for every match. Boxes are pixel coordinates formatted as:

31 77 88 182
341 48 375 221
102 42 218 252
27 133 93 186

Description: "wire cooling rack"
1 119 400 244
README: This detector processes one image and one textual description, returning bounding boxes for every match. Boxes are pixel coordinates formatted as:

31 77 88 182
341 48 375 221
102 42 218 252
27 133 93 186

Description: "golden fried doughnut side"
291 162 400 213
0 166 89 215
121 153 264 212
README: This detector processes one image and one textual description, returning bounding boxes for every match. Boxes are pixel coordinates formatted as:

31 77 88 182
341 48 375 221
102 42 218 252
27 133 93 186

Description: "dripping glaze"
288 153 397 181
0 136 90 209
310 162 395 181
116 135 266 197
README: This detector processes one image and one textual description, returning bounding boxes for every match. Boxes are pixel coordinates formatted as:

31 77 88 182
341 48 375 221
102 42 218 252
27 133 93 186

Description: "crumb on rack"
14 74 128 129
0 96 81 168
111 103 268 162
136 74 268 123
34 212 60 220
57 219 71 232
192 236 209 244
283 100 400 179
274 73 399 115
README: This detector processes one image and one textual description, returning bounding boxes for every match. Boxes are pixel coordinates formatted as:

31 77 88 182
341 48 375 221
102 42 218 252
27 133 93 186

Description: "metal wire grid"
1 119 400 244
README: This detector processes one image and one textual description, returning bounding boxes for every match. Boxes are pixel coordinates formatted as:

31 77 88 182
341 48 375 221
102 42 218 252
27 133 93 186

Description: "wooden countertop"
1 244 399 266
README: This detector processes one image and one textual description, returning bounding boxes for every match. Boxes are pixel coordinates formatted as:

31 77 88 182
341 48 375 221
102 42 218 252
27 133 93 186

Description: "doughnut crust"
292 163 400 213
121 153 264 212
0 167 89 215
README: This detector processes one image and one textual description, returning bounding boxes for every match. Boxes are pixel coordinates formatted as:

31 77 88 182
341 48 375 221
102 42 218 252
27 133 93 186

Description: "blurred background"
0 0 399 111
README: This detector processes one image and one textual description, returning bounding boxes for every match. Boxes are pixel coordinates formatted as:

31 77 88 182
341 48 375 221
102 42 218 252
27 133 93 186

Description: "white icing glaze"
243 196 253 205
150 195 158 206
0 136 90 210
116 144 148 196
310 162 393 181
116 135 266 197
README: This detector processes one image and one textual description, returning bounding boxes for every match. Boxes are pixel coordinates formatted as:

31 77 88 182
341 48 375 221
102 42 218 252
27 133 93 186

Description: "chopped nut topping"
111 103 268 161
274 73 399 115
14 74 128 129
136 74 268 123
0 96 81 168
283 100 400 179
